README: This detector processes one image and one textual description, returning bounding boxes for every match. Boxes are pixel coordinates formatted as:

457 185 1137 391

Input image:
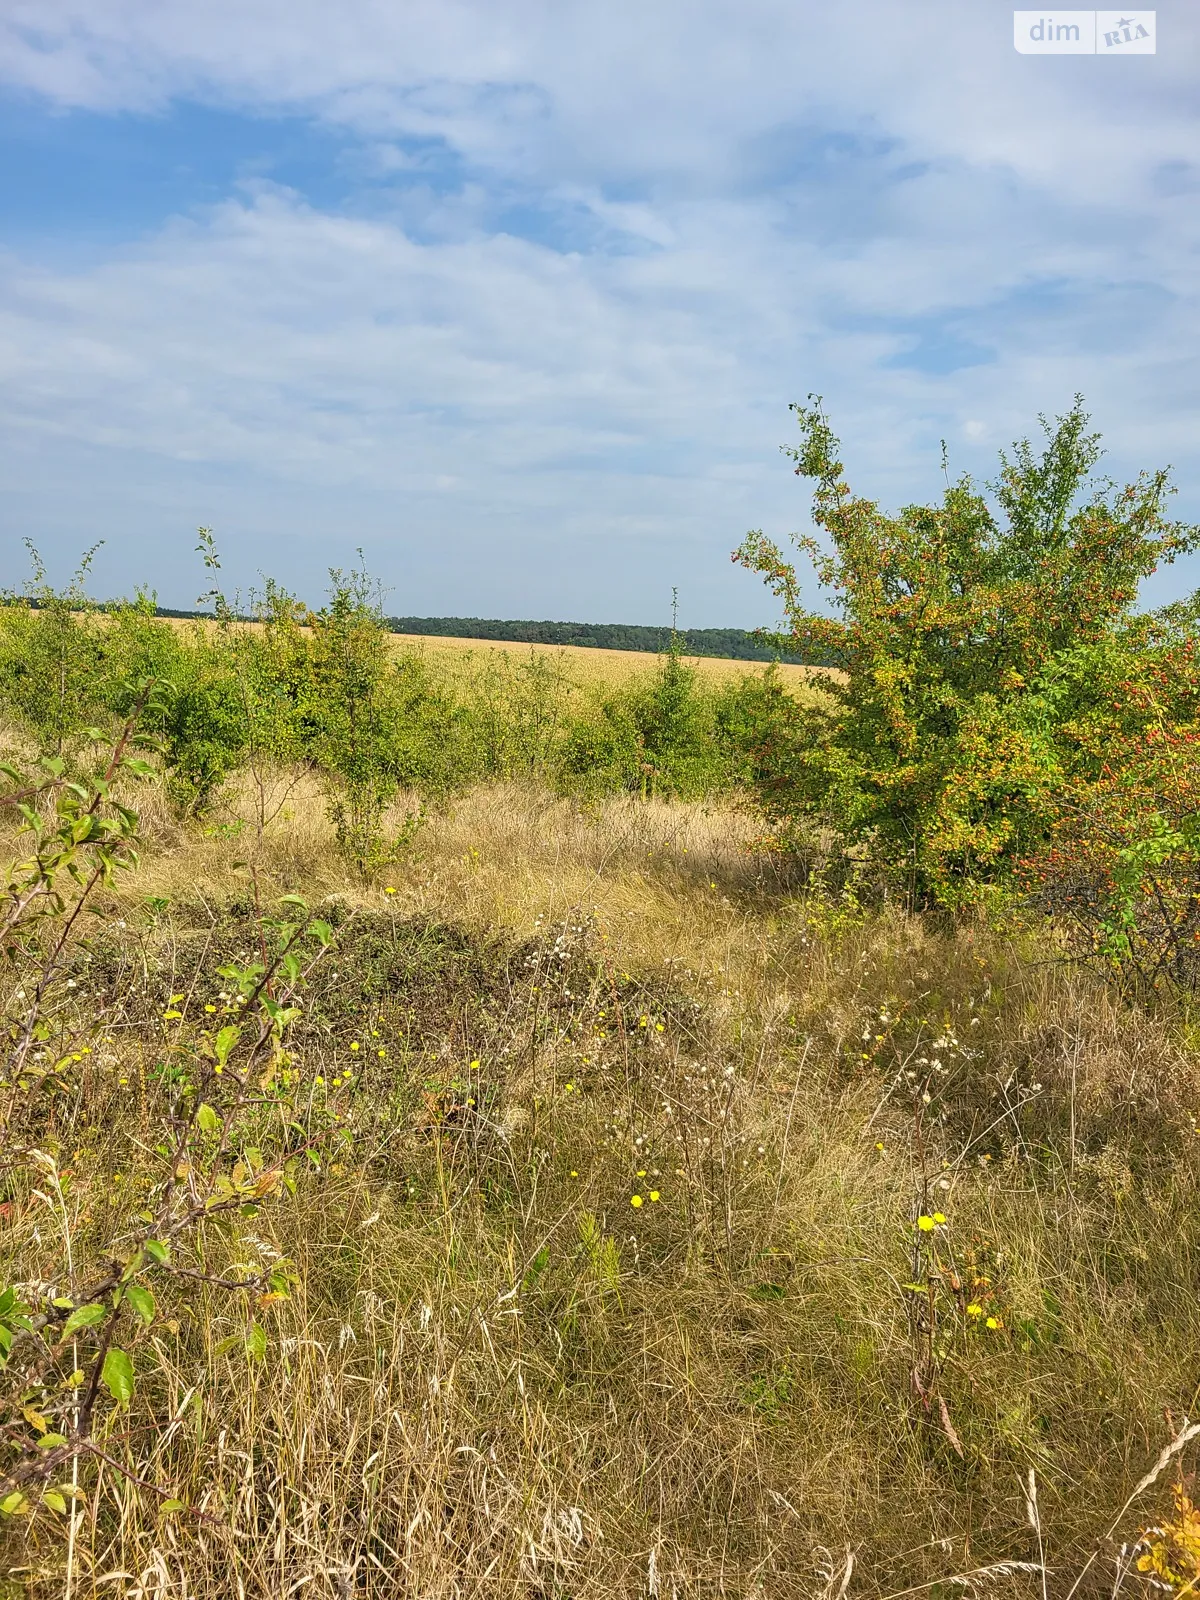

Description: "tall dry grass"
3 774 1200 1598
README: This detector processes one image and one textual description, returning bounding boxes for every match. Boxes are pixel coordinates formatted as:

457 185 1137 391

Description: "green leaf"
196 1102 221 1135
124 1285 155 1326
144 1239 170 1266
0 1492 29 1516
522 1246 550 1290
101 1347 135 1405
245 1322 267 1362
159 1499 186 1515
61 1303 107 1340
42 1491 68 1515
37 1433 68 1449
750 1282 786 1302
213 1025 241 1067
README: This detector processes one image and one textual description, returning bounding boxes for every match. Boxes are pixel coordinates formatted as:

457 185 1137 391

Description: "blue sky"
1 1 1198 626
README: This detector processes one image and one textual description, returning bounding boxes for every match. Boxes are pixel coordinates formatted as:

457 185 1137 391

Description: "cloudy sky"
1 2 1197 625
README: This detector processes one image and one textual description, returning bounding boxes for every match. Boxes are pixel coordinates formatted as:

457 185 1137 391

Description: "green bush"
0 547 108 754
0 541 825 848
735 397 1200 907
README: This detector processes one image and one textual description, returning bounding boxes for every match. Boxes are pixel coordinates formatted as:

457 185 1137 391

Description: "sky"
0 2 1198 627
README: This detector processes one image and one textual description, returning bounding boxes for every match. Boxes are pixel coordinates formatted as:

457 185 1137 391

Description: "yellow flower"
875 1141 886 1152
932 1212 947 1225
917 1215 936 1232
637 1169 646 1177
350 1042 360 1052
649 1191 660 1202
204 1004 216 1014
469 1059 480 1070
384 886 397 895
985 1316 1002 1330
569 1170 578 1178
377 1048 386 1058
630 1195 643 1208
966 1303 983 1318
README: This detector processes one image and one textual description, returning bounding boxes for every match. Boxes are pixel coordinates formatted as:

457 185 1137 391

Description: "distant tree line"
384 615 817 664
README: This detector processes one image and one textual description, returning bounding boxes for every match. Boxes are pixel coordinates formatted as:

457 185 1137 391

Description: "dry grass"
4 776 1200 1599
386 632 835 693
127 772 800 980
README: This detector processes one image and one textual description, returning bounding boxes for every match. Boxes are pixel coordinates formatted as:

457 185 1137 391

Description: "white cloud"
0 0 1198 617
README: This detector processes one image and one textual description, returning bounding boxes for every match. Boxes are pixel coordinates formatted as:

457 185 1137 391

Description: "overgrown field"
3 764 1200 1599
4 399 1200 1598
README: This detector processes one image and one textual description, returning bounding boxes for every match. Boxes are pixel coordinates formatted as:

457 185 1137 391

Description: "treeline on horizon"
144 605 818 665
384 615 816 664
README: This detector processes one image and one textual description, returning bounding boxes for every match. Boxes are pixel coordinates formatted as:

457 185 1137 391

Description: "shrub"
0 546 108 756
559 639 742 800
735 396 1200 907
1022 617 1200 996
